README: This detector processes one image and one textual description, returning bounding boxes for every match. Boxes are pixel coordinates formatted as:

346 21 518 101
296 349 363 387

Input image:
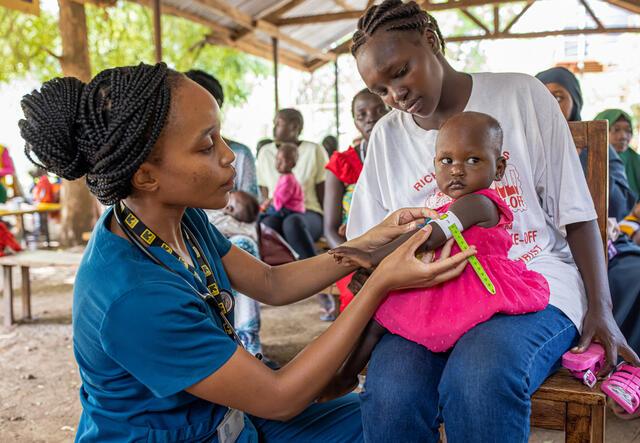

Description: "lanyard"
114 202 243 345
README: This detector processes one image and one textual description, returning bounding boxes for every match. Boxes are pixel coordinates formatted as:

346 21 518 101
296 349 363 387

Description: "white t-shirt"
257 141 328 214
346 72 597 331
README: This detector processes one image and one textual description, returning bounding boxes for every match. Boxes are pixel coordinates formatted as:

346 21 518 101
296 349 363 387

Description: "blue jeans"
361 305 579 443
249 393 363 442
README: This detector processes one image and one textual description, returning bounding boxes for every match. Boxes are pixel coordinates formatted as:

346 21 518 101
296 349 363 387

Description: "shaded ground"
1 264 639 442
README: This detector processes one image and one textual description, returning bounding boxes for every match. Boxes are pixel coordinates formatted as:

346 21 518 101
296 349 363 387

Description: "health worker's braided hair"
19 62 182 205
351 0 445 57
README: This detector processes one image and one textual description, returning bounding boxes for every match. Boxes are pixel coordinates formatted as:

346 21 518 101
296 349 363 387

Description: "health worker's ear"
494 156 507 181
131 162 160 193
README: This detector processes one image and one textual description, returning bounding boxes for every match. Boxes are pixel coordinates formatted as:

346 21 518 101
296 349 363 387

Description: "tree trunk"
57 0 99 245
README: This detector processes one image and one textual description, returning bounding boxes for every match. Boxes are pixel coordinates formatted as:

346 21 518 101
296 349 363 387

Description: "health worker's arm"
332 192 498 269
222 207 439 306
187 226 473 421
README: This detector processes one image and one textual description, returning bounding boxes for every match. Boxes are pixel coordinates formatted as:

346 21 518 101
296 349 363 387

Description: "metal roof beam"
192 0 336 60
446 25 640 42
123 0 313 71
580 0 604 29
601 0 640 14
275 1 518 26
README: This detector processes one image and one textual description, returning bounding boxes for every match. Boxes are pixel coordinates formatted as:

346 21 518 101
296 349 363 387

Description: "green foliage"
0 8 61 83
0 1 268 106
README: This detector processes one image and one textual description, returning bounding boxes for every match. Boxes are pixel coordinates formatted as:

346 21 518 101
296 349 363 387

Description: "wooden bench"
0 250 83 326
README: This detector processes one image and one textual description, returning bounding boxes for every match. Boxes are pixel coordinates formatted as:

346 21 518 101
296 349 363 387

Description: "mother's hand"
354 207 439 252
573 306 640 376
371 225 475 292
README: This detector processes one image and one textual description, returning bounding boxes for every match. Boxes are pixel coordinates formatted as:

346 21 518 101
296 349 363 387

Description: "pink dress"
272 173 305 213
373 188 550 352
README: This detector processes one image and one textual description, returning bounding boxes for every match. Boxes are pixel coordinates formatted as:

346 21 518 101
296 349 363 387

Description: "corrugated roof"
124 0 640 72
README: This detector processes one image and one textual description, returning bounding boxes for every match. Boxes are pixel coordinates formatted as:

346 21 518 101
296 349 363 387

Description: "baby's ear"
494 156 507 181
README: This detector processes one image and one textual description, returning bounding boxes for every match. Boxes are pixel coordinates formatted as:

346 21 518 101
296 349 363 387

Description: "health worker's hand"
354 207 439 252
372 225 475 292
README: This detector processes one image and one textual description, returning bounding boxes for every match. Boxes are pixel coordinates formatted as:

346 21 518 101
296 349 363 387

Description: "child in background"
264 143 305 218
209 190 260 242
326 112 550 395
620 202 640 245
324 88 389 311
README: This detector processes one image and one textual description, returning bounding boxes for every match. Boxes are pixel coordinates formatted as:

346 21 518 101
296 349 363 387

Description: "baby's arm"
316 320 388 402
331 193 500 267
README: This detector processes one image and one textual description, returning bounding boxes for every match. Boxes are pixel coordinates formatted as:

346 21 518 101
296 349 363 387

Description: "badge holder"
601 363 640 414
561 343 605 388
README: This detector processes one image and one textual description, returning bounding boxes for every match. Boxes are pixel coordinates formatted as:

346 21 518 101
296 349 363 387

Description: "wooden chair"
529 120 609 442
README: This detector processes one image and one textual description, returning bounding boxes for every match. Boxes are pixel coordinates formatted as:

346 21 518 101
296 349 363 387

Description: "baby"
207 190 260 242
264 142 305 217
326 111 550 396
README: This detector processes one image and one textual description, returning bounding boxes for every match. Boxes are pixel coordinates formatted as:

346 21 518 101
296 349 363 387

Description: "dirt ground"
1 263 640 442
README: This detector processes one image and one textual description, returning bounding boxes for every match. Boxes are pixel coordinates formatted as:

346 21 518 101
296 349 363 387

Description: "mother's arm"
222 207 437 306
323 171 347 248
188 226 473 421
567 220 640 374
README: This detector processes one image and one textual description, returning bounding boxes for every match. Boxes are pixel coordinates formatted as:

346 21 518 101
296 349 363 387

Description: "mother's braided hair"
19 62 180 205
351 0 445 56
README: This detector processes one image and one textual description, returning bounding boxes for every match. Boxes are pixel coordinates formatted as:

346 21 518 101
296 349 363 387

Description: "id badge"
217 408 244 443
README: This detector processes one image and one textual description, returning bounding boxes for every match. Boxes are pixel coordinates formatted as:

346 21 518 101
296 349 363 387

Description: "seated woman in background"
536 66 640 360
257 108 335 319
324 89 388 310
595 109 640 198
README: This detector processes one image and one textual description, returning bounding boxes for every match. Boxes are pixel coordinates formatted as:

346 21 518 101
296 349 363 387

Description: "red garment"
325 147 363 185
336 273 354 312
0 222 21 256
32 175 56 203
326 146 364 310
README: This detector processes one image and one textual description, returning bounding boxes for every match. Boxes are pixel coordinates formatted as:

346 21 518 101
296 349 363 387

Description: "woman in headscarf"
595 109 640 198
536 67 637 219
536 66 640 363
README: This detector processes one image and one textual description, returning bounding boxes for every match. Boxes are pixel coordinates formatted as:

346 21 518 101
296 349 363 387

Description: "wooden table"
0 203 61 247
0 250 83 326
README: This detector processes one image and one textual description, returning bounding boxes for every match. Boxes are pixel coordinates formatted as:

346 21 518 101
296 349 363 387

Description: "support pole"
153 0 162 62
334 59 340 145
272 37 279 114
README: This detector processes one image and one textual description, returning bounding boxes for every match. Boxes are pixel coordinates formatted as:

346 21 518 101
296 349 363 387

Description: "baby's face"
276 149 296 174
223 193 251 223
434 130 504 200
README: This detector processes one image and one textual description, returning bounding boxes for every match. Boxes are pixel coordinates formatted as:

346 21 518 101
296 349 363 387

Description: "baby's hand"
329 246 375 268
338 223 347 237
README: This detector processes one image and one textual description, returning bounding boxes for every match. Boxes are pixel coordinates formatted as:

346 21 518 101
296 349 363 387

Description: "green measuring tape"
440 214 496 295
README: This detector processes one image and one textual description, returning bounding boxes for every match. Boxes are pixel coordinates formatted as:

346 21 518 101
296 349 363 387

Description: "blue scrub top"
73 207 259 442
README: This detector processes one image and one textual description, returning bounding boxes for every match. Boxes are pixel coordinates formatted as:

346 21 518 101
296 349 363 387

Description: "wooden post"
334 59 340 144
3 266 13 326
153 0 162 62
57 0 98 246
272 37 279 114
20 267 31 321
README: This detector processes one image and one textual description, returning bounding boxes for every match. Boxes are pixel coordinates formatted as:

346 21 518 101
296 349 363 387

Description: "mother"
19 63 473 442
345 1 638 441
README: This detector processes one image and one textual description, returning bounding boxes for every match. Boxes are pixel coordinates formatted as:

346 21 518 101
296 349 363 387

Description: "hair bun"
19 76 89 180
